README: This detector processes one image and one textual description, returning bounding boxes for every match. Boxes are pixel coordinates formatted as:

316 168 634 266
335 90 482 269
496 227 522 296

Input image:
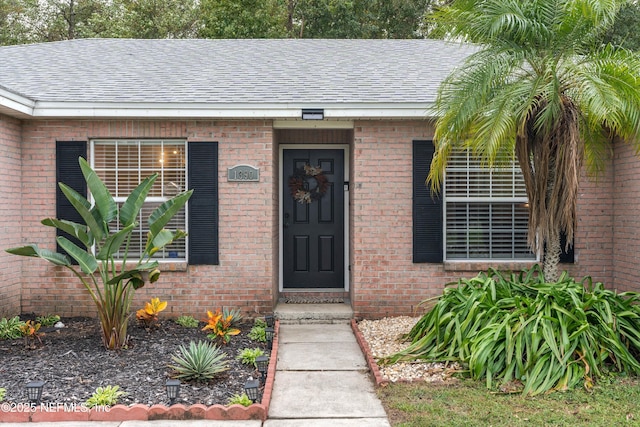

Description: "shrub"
381 265 640 396
0 387 6 402
175 315 199 328
248 319 266 342
36 314 60 327
6 157 191 350
136 297 167 327
85 385 127 407
169 340 229 382
20 320 43 347
237 348 265 367
202 310 241 345
0 316 26 340
227 393 252 406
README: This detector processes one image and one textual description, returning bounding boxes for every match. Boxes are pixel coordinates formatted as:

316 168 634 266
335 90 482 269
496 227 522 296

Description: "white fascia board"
0 88 36 118
29 101 439 120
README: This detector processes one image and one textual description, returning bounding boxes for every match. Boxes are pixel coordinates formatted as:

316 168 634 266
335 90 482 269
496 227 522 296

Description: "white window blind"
444 151 535 260
92 140 187 260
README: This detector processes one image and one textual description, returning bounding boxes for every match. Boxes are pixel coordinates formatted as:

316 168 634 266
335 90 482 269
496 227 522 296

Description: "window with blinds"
444 151 536 260
92 140 187 260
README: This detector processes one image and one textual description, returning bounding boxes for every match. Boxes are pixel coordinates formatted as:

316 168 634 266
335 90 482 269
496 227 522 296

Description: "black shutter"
413 140 443 263
188 142 219 265
559 231 575 263
56 141 87 260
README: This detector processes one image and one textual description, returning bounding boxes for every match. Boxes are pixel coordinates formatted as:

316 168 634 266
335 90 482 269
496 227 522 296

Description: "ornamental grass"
380 265 640 395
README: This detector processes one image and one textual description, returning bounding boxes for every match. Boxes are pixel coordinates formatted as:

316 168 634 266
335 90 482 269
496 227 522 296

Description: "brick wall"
18 119 277 319
612 140 640 291
8 117 624 320
0 114 23 316
350 120 616 319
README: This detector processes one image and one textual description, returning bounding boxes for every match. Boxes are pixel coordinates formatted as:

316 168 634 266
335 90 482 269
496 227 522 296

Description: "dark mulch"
0 316 268 407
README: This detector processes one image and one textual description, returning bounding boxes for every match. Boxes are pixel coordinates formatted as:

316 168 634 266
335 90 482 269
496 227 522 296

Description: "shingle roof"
0 38 476 118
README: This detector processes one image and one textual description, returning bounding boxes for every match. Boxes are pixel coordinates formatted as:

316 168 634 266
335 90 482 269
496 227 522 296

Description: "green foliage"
85 385 127 407
175 315 199 328
236 347 265 367
202 309 241 345
36 314 60 327
427 0 640 276
248 319 266 342
0 316 26 340
6 158 192 350
0 387 6 402
222 307 243 326
169 340 230 382
227 392 253 406
382 266 640 396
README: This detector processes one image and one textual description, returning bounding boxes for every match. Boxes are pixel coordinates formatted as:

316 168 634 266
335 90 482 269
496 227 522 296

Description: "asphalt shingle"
0 39 475 106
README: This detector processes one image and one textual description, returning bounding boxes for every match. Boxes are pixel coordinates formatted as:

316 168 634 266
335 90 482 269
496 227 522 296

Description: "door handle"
284 212 290 228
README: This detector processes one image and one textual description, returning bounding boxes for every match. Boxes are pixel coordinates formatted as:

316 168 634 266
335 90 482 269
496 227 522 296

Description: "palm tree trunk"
543 230 561 281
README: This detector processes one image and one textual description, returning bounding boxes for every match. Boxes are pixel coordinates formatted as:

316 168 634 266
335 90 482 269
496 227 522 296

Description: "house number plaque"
227 164 260 182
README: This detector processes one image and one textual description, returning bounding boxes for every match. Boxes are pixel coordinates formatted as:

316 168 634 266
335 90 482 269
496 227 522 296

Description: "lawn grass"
377 376 640 426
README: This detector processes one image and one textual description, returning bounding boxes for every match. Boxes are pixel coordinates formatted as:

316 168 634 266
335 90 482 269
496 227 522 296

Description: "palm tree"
428 0 640 280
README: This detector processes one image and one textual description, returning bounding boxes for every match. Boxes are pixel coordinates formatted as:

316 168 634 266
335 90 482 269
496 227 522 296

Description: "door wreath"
289 164 329 204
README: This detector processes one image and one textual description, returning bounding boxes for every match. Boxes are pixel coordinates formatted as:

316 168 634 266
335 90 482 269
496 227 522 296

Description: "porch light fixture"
301 108 324 120
165 379 181 405
256 355 269 384
26 380 45 404
265 327 275 350
264 314 274 328
244 378 260 403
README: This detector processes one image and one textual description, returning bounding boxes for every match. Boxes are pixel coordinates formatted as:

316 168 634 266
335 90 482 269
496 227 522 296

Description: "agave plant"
6 157 192 350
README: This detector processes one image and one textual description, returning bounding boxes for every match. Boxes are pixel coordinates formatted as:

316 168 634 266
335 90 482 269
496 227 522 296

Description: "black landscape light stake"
244 378 260 403
264 314 274 328
265 327 274 351
26 380 45 404
256 355 269 385
165 379 181 405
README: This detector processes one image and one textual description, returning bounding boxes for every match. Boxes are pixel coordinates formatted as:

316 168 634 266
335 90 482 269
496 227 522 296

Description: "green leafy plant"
136 297 167 327
36 314 60 327
20 320 43 347
175 315 199 328
6 157 192 350
169 340 230 382
381 265 640 396
0 387 6 402
227 393 253 407
248 318 266 342
0 316 26 340
222 307 243 326
202 309 241 345
236 347 265 367
85 385 127 407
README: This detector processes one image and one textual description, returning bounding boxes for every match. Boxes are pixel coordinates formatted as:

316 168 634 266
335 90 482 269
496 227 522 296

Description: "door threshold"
281 288 346 293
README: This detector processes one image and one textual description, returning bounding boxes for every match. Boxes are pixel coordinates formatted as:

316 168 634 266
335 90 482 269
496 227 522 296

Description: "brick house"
0 39 636 320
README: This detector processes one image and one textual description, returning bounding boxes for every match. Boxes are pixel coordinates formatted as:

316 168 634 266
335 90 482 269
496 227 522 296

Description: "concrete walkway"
1 306 391 426
265 323 390 426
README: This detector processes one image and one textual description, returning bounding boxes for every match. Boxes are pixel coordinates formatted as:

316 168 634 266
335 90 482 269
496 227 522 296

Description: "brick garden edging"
2 320 279 423
351 319 389 387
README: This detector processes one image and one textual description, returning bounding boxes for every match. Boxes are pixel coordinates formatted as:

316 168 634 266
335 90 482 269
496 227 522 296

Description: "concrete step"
274 302 353 324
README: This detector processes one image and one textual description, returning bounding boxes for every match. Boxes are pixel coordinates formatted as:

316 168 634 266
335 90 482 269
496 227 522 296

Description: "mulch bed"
0 316 267 407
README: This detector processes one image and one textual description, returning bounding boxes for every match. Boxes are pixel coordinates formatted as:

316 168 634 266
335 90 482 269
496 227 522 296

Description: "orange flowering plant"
202 310 240 344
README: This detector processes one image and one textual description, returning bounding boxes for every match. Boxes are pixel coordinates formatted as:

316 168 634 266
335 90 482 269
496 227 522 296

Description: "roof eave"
0 88 35 119
17 101 437 120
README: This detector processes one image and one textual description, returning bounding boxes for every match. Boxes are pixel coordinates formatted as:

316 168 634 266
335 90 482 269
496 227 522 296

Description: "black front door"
283 149 345 288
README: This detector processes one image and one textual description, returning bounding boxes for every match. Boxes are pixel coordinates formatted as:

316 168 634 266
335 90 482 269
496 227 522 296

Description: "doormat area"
279 296 346 304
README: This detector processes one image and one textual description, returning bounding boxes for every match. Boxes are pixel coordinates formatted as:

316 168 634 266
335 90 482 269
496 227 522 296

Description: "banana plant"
6 157 192 350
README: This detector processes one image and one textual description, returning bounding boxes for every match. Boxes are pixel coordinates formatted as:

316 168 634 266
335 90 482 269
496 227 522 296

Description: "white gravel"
358 316 460 383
